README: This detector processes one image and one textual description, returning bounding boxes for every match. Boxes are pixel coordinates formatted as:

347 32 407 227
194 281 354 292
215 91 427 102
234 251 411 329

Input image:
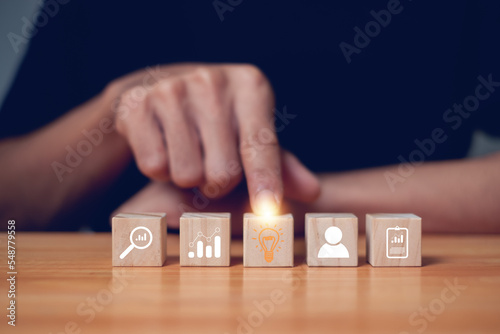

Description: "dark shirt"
1 0 499 230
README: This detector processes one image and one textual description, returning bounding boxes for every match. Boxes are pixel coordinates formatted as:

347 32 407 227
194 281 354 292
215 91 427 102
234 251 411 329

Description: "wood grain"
243 213 294 267
112 212 166 266
2 233 500 334
366 213 421 267
306 213 358 266
180 212 230 266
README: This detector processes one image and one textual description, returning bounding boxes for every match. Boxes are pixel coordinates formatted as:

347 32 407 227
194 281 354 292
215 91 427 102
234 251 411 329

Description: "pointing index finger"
232 69 283 215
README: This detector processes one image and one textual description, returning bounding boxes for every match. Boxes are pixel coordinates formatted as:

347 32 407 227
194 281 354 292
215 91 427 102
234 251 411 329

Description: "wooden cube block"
305 213 358 267
180 213 231 267
243 213 294 267
112 213 167 267
366 213 422 267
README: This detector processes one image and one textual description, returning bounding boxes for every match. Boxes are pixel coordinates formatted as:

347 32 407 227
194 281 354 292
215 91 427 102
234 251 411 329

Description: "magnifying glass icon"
119 226 153 259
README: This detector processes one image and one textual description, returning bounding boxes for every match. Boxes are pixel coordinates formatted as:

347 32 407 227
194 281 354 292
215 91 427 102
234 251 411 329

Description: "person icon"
318 226 350 258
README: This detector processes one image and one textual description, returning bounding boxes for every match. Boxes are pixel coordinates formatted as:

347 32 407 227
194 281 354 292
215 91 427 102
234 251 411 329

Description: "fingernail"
254 189 279 216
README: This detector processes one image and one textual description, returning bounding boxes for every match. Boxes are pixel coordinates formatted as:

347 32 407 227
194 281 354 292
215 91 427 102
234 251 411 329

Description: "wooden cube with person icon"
306 213 358 267
243 213 294 267
112 212 167 267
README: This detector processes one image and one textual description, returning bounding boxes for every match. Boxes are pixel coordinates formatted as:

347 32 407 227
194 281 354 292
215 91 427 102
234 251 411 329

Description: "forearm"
303 153 500 233
0 88 131 229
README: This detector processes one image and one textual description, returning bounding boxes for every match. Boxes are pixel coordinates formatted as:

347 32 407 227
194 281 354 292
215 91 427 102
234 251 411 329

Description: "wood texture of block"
112 212 167 267
366 213 421 267
14 233 500 334
180 212 231 266
243 213 294 267
306 213 358 267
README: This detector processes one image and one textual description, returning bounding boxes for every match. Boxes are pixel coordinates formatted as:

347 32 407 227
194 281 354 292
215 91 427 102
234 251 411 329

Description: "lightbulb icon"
259 228 280 263
252 223 284 263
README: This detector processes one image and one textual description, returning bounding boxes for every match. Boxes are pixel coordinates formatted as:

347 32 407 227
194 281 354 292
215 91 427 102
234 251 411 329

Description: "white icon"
318 226 350 258
386 226 408 259
119 226 153 259
187 227 221 259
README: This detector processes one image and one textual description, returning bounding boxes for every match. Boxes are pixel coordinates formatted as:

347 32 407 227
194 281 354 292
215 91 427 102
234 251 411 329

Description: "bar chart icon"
188 228 222 259
391 234 404 244
135 233 147 242
386 226 408 259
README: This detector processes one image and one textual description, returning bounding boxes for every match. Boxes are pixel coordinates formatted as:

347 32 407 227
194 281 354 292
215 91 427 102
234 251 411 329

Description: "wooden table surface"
2 233 500 334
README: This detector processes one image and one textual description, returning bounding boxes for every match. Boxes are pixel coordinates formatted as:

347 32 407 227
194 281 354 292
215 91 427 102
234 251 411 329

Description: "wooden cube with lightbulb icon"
243 213 294 267
112 212 167 267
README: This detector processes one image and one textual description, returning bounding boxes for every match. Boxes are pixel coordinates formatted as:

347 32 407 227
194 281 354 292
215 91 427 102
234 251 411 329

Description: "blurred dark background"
1 0 499 230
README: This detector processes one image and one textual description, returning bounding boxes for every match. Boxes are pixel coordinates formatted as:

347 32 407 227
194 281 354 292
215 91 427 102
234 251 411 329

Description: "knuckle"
153 78 186 99
188 67 227 117
115 86 149 132
241 128 279 150
171 163 203 188
191 67 226 89
114 117 126 134
137 154 168 179
116 93 133 116
247 167 281 188
206 165 242 190
239 130 279 163
236 64 268 87
120 86 146 108
103 79 122 102
203 165 242 199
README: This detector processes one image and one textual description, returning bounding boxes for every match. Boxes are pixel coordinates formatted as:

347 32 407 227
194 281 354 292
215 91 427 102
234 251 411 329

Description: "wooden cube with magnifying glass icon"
243 213 294 267
112 212 167 267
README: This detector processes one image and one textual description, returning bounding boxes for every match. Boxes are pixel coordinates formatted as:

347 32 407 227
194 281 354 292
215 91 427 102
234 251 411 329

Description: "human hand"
113 64 319 214
113 150 319 234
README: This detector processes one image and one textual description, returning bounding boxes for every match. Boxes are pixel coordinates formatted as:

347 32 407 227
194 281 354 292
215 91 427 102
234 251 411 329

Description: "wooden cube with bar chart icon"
243 213 294 267
366 213 422 267
180 212 231 266
112 213 167 267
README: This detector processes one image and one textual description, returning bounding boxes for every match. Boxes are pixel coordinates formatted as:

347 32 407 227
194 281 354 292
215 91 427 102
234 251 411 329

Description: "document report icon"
386 226 408 259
